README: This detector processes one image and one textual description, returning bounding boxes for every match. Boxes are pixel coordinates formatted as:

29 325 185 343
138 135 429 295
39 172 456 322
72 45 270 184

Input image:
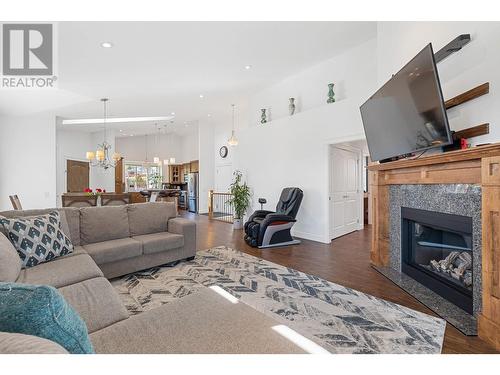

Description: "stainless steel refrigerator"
187 172 199 213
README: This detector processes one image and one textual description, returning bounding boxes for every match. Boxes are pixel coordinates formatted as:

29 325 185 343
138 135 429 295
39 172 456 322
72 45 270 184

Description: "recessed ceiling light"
101 42 113 48
171 112 175 115
119 129 123 132
199 94 204 99
207 114 211 117
244 65 252 70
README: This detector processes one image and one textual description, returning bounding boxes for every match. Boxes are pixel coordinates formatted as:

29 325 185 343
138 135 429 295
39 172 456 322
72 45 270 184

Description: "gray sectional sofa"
0 202 304 354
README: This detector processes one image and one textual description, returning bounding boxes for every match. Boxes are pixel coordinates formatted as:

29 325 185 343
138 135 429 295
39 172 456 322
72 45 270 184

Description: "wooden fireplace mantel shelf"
368 143 500 172
369 143 500 350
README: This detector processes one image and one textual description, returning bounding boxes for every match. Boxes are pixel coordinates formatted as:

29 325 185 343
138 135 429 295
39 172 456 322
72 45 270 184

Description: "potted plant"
227 170 251 230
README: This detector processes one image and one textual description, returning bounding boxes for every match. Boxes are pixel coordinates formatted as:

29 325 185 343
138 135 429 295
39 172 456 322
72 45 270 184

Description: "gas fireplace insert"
401 207 473 314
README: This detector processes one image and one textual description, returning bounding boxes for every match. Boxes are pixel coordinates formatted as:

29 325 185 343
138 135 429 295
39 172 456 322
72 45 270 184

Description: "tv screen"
360 44 451 162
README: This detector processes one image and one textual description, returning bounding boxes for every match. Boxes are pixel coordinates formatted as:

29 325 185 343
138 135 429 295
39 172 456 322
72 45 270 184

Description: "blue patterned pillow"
0 282 94 354
0 211 73 268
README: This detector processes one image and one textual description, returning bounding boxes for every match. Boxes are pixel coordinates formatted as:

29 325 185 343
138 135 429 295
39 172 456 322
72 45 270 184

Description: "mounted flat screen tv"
360 44 452 162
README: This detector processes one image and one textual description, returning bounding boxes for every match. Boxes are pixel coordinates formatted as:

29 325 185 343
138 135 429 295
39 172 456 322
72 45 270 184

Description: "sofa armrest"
167 217 196 257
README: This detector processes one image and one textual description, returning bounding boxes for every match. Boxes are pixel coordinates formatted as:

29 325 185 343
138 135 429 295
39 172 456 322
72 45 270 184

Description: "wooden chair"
101 193 131 206
61 194 98 207
9 195 23 210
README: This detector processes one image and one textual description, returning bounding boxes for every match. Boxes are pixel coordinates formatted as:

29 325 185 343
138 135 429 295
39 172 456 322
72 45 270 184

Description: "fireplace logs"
426 251 472 289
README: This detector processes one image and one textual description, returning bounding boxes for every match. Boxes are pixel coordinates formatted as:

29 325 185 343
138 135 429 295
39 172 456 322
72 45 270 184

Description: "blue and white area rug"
111 246 446 354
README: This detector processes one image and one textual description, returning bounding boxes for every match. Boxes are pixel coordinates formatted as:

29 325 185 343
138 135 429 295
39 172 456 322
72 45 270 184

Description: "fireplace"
401 207 473 314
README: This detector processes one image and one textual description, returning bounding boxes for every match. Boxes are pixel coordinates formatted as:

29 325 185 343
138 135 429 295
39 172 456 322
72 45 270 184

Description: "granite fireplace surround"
375 184 481 335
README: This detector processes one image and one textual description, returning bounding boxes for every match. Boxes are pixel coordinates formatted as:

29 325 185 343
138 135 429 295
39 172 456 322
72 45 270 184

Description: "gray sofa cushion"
59 208 81 246
0 233 22 282
83 238 142 265
90 288 306 354
80 206 130 245
98 247 192 279
59 277 129 333
127 203 176 237
0 332 68 354
16 254 103 288
133 232 184 255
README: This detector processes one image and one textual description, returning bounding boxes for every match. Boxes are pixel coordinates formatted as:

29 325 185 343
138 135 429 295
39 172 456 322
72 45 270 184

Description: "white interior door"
330 146 361 239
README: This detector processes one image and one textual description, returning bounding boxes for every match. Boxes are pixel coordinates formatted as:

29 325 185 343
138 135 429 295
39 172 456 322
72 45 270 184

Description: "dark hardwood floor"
180 211 498 354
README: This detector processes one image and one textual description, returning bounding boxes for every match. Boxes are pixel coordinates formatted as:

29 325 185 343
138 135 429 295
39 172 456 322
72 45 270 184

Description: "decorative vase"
288 98 296 116
260 109 267 124
233 218 243 230
327 83 336 104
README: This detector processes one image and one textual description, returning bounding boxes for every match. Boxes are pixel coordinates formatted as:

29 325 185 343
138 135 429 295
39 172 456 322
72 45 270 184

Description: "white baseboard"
291 230 330 244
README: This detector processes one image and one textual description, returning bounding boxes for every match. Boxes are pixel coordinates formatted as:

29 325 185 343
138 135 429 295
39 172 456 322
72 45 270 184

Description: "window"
125 162 162 191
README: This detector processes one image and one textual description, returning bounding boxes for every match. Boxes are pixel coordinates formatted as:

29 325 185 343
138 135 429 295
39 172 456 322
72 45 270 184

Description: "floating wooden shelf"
453 123 489 140
445 82 489 110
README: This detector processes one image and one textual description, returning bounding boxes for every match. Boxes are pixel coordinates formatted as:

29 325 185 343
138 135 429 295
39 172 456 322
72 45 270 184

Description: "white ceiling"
1 21 376 135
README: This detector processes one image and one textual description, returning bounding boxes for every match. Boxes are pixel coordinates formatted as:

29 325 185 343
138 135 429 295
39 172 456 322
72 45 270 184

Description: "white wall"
198 120 215 214
0 113 57 211
116 132 182 182
213 129 235 192
234 100 367 243
234 38 377 243
181 128 200 163
377 22 500 146
116 133 182 163
248 38 378 126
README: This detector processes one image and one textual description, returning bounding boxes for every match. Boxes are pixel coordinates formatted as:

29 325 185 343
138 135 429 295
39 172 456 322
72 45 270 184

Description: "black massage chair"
244 187 303 248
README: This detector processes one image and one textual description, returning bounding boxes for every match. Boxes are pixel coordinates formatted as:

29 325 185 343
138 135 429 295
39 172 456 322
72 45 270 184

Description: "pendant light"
228 104 238 147
86 98 121 169
153 123 160 164
162 122 176 164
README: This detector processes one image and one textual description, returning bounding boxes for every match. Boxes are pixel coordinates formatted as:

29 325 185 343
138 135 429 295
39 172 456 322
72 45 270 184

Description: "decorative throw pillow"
0 282 94 354
0 211 74 268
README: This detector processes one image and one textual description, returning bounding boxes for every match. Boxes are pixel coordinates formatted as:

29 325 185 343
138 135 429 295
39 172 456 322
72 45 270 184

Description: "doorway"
66 159 90 192
329 145 363 239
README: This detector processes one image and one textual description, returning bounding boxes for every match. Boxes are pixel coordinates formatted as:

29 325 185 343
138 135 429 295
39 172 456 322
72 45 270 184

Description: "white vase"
233 218 243 230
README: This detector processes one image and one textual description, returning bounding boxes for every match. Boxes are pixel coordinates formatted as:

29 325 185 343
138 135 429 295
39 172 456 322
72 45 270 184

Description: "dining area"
59 189 182 215
60 192 132 208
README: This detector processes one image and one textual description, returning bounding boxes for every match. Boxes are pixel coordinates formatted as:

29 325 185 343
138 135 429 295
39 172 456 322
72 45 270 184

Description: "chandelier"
85 98 121 170
227 104 238 146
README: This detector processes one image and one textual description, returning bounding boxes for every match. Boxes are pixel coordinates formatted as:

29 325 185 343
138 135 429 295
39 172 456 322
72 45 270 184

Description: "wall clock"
219 146 228 158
